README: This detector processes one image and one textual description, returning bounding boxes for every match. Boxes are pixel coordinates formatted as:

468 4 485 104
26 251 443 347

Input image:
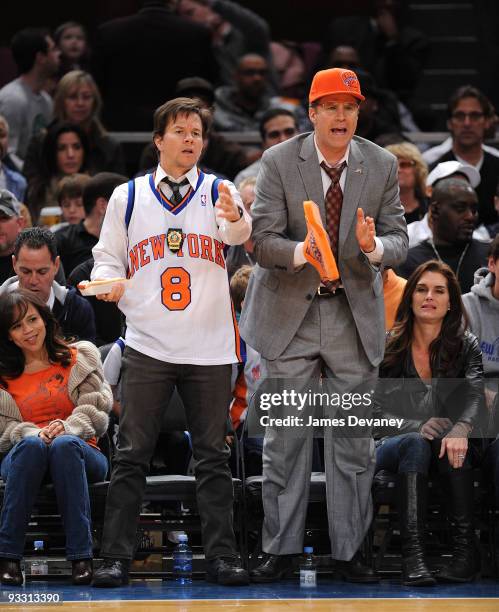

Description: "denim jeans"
376 432 432 474
376 431 477 475
0 435 108 560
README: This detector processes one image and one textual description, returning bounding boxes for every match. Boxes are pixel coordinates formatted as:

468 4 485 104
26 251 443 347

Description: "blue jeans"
0 435 108 560
376 432 432 474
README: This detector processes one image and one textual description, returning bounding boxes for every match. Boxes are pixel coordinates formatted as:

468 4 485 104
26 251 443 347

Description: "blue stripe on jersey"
148 171 206 216
125 179 135 229
116 337 126 354
211 177 222 205
235 311 246 364
239 336 247 364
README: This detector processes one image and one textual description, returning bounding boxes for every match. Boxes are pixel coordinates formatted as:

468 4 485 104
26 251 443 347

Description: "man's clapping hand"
355 208 376 253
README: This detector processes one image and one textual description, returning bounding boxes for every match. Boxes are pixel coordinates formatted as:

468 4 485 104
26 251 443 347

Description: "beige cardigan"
0 341 113 453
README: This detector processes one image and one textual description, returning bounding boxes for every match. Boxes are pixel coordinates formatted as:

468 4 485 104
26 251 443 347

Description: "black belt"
317 286 344 297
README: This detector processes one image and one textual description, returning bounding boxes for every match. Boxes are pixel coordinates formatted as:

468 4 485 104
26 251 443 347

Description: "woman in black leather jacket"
374 260 485 585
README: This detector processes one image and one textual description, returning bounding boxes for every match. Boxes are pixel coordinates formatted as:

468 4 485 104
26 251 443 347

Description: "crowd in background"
0 0 498 587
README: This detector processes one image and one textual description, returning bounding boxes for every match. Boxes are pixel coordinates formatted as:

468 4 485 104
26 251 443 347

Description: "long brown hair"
0 289 72 388
382 260 467 375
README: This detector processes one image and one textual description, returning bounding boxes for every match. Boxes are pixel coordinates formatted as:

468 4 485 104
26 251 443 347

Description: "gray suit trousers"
261 294 377 560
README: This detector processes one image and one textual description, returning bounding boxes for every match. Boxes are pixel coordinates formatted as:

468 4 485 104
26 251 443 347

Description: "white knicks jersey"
117 171 241 365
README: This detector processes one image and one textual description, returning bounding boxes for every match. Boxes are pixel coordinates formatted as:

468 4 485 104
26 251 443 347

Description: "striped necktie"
161 177 190 205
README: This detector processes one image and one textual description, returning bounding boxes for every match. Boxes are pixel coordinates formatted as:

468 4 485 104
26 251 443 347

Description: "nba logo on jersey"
200 194 207 206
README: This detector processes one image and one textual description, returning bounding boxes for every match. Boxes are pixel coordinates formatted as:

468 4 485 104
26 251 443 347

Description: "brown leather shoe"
72 559 93 585
0 558 23 586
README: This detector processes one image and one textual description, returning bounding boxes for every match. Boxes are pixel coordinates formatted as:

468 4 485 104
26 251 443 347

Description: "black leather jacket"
374 330 486 438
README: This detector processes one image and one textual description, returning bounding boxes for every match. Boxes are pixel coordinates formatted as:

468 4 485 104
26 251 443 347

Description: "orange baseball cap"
309 68 365 104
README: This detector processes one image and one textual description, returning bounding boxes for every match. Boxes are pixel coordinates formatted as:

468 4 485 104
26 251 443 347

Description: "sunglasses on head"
397 159 416 169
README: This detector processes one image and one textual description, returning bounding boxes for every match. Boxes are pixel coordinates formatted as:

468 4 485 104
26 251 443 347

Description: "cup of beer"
39 206 62 227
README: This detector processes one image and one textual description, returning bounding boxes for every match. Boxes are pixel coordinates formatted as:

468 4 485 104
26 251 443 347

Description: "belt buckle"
318 285 334 296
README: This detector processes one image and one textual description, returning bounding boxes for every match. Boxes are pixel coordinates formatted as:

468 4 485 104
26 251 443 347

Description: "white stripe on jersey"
118 171 241 365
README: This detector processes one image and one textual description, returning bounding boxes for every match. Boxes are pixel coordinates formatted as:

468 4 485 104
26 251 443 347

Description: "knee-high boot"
495 523 499 579
437 469 479 582
398 472 436 586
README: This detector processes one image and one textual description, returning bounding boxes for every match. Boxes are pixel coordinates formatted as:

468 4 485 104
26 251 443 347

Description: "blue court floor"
1 578 499 603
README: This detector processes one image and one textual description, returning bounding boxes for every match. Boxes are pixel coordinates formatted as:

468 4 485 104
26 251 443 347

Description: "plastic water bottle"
300 546 317 587
31 540 48 576
173 534 192 584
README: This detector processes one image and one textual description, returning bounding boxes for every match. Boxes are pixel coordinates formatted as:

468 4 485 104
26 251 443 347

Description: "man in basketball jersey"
91 98 251 587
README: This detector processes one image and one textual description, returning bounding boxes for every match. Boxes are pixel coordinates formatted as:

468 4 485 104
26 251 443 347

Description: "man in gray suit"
239 68 408 582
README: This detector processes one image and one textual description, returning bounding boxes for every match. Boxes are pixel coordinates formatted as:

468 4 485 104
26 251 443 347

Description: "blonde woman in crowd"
386 142 429 224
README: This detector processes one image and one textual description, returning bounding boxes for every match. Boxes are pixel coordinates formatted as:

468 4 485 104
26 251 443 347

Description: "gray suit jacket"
239 132 408 366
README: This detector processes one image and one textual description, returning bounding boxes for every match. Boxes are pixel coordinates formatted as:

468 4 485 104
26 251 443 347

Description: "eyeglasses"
451 111 485 123
397 159 416 169
314 102 359 116
266 127 297 140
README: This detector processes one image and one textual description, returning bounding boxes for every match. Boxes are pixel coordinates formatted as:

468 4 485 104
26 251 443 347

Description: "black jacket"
397 239 489 294
54 221 99 278
51 283 96 344
68 258 123 346
374 330 486 438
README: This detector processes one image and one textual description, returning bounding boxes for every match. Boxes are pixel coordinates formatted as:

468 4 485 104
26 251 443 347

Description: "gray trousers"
261 295 377 560
100 346 237 560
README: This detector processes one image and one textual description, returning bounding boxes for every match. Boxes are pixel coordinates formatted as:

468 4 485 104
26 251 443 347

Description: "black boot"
437 469 479 583
495 526 499 579
398 472 435 586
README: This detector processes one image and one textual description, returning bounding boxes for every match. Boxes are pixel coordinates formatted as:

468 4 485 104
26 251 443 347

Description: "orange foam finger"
303 200 340 282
